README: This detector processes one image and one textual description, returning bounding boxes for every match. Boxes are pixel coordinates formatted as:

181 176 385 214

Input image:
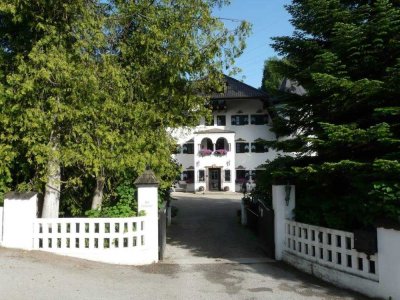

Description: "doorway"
208 168 221 191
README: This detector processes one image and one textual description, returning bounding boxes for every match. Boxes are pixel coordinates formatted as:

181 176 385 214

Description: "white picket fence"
33 217 146 250
285 220 378 281
272 185 400 300
31 216 154 265
0 172 160 265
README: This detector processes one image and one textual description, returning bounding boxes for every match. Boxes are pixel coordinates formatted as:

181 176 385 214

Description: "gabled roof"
210 75 270 101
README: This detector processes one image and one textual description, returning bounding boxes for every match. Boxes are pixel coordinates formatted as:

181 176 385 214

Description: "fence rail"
33 217 147 251
285 220 379 281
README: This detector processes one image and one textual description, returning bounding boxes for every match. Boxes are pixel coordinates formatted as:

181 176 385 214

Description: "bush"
85 181 141 218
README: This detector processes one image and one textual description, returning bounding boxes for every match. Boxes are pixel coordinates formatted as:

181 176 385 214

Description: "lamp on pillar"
285 184 292 206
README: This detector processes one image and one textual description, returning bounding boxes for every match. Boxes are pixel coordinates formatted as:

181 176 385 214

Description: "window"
216 137 229 151
231 115 249 126
236 170 250 183
182 143 194 154
173 145 181 154
200 138 213 152
198 170 205 182
182 170 194 183
236 143 249 153
250 114 269 125
251 142 268 153
211 100 227 111
224 170 231 182
216 115 226 126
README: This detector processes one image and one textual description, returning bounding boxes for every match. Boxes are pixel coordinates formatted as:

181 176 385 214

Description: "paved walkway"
0 192 371 299
164 192 267 264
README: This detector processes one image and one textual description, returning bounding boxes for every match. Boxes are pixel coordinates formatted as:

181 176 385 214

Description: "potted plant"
214 149 227 156
199 149 213 156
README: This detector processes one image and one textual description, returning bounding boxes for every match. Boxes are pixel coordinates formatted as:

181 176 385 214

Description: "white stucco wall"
171 98 278 192
193 132 235 192
2 193 37 250
377 227 400 300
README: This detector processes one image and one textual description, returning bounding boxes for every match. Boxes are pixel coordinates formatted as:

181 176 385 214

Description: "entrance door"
209 168 221 191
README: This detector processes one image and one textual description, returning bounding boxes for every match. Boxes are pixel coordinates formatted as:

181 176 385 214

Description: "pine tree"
261 57 284 96
264 0 400 229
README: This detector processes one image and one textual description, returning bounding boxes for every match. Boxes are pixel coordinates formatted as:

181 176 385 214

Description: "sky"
214 0 294 88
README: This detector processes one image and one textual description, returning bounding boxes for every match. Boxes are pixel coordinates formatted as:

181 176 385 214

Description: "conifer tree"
0 1 250 215
264 0 400 228
0 0 106 216
261 57 283 96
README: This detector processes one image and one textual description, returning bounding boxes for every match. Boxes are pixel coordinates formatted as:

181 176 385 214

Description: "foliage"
214 149 228 155
199 149 213 156
261 0 400 229
0 0 250 216
85 181 141 218
261 57 284 96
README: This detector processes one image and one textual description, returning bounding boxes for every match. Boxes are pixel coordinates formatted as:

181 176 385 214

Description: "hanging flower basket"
199 149 213 156
214 149 228 156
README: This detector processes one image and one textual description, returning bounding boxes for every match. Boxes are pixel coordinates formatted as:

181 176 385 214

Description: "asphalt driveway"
0 192 370 299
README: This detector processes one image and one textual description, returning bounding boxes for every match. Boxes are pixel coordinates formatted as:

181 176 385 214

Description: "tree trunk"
42 145 61 218
91 176 105 210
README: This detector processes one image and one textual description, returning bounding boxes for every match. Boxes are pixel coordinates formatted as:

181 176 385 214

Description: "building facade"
172 76 278 192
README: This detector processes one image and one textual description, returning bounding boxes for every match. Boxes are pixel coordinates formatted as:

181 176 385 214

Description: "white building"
172 75 279 192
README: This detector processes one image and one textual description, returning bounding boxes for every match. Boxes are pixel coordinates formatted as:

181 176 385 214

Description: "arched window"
200 138 213 150
216 137 229 150
199 138 213 156
215 137 229 155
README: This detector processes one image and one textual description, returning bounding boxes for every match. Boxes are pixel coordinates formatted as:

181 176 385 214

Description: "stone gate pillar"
134 169 159 263
2 192 38 250
272 185 295 260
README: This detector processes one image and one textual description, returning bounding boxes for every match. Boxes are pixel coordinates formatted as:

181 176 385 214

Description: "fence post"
2 192 38 250
272 185 295 260
134 169 159 264
376 227 400 300
0 206 3 245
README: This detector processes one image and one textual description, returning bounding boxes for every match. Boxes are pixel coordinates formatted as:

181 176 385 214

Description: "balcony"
199 137 230 157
